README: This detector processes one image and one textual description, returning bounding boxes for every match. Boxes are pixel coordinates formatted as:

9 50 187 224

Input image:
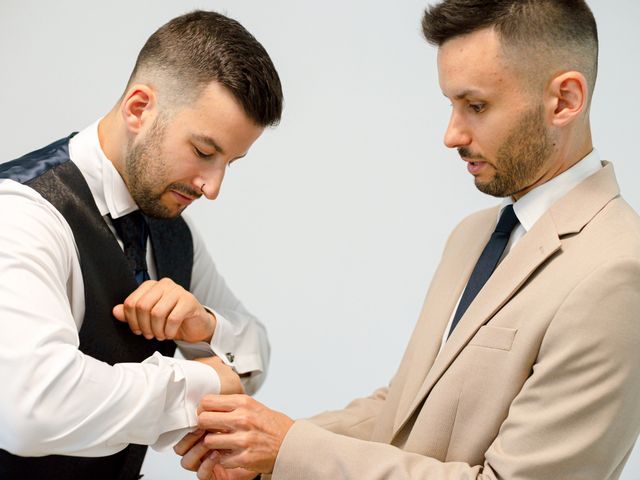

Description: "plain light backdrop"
1 1 638 478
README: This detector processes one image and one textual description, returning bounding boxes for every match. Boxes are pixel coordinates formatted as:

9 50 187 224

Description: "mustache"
167 183 202 199
457 147 485 161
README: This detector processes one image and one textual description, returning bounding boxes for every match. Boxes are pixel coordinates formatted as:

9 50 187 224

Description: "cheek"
156 147 194 179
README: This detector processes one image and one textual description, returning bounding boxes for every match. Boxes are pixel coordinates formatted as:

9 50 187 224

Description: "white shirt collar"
68 119 138 219
500 149 603 231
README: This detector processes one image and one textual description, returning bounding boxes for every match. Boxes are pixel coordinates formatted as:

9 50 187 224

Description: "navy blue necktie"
111 210 151 285
448 204 519 337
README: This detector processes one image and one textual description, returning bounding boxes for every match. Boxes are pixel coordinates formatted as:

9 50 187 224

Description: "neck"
98 108 128 177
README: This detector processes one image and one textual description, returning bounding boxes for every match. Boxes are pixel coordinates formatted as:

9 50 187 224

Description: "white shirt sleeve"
0 181 219 457
176 215 270 396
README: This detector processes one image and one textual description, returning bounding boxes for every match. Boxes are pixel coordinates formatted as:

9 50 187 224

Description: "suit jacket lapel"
392 162 620 437
391 209 497 433
392 214 495 430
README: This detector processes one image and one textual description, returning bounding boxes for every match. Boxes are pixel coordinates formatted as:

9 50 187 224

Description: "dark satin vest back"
0 136 194 480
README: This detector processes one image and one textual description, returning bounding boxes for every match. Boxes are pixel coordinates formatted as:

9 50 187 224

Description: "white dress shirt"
439 150 603 350
0 121 269 457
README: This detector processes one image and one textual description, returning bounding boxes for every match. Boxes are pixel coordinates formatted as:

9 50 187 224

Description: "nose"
197 167 226 200
444 110 471 149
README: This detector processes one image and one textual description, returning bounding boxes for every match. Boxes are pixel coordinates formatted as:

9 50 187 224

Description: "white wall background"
1 1 638 478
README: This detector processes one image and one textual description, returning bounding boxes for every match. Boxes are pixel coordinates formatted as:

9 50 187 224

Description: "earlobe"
120 84 156 134
549 72 588 127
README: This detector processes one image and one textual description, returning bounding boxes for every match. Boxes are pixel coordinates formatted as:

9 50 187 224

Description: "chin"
139 203 183 220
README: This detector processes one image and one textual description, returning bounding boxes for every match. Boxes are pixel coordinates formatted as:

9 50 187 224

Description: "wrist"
202 307 217 343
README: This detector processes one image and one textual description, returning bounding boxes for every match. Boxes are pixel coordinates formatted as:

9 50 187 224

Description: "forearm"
0 345 219 456
0 197 220 456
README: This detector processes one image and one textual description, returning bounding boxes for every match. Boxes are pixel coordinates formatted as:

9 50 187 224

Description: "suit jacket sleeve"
272 256 640 479
306 387 389 440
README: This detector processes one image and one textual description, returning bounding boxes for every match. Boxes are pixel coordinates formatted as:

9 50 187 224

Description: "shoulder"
576 195 640 260
0 178 76 271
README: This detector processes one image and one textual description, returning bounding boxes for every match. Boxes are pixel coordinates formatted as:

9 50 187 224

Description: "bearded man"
0 10 282 480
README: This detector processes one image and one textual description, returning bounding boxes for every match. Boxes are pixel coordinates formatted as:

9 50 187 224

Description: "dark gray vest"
0 136 194 479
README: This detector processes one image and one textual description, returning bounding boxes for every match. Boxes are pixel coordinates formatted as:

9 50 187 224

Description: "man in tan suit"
175 1 640 478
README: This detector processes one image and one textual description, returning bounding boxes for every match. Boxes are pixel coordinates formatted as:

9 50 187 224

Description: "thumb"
113 304 125 321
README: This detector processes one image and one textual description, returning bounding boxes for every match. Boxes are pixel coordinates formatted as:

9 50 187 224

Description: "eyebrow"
453 89 485 100
192 134 225 155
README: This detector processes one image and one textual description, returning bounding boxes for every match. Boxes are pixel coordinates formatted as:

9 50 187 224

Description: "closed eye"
194 146 214 159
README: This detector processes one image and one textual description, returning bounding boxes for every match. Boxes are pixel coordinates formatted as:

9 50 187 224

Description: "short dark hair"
422 0 598 94
128 10 283 127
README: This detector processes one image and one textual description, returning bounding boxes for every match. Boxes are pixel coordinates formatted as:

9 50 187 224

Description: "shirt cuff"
151 356 220 451
207 308 263 375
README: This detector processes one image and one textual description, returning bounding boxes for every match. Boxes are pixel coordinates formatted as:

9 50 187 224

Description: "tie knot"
495 204 519 234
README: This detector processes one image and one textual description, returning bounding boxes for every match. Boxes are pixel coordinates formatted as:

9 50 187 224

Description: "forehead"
437 28 520 99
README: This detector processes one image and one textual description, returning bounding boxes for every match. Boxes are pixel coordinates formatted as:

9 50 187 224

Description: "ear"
119 84 157 134
546 71 588 127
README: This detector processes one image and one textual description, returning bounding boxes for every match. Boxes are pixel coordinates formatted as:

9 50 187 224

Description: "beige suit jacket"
272 163 640 479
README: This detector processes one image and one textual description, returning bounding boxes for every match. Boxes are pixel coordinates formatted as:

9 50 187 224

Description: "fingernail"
133 330 142 335
209 450 220 461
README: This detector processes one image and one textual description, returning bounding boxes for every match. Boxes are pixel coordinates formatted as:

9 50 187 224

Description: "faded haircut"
422 0 598 97
127 10 283 127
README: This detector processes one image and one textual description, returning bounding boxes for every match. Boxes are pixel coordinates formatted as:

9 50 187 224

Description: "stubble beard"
125 117 177 219
474 105 554 198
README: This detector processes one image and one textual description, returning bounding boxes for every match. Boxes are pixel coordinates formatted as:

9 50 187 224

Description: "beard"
460 104 555 198
124 116 200 219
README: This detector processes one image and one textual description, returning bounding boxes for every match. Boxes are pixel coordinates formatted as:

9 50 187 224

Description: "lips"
466 160 487 175
171 190 196 205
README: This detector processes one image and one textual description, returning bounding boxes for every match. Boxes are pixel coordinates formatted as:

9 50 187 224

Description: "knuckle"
135 302 149 315
123 298 137 311
242 431 258 449
150 305 167 321
202 435 215 449
235 412 252 430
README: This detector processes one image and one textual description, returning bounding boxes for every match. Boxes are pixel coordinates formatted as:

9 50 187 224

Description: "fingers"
211 463 229 480
194 396 294 473
198 411 241 434
179 438 211 472
115 280 156 336
224 467 260 480
148 284 182 340
212 464 259 480
115 278 196 341
174 429 205 456
198 394 250 414
163 292 202 340
198 450 222 480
